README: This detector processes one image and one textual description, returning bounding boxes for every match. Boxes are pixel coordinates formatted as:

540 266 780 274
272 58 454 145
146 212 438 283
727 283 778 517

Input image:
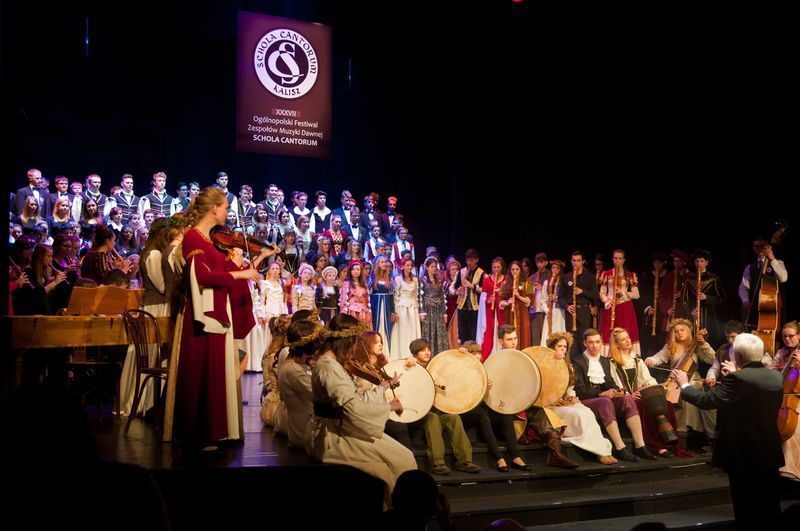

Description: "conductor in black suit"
671 333 783 529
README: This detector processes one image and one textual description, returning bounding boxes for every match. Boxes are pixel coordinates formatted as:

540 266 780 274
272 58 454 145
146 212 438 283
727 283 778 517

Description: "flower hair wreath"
323 321 369 339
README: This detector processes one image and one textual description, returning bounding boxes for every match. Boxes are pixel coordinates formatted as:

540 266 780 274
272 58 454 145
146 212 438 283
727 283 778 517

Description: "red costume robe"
480 274 506 361
503 278 533 350
174 227 255 444
599 268 640 352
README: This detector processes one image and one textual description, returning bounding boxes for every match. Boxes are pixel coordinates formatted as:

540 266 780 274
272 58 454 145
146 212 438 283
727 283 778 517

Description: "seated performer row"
265 317 710 485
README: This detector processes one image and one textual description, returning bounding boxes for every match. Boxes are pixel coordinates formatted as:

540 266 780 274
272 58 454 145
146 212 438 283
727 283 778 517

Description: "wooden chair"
59 306 122 416
122 309 170 435
65 345 122 417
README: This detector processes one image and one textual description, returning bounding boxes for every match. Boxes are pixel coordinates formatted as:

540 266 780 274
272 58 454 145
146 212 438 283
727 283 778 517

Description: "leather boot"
544 431 579 469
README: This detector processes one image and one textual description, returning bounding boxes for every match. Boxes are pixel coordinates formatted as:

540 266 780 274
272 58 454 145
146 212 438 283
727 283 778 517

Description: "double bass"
748 220 788 356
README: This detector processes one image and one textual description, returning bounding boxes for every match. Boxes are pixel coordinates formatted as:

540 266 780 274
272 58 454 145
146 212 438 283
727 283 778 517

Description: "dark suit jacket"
330 206 353 226
14 186 44 217
45 192 76 219
558 270 599 309
359 210 390 236
681 362 784 471
343 224 366 247
571 352 619 400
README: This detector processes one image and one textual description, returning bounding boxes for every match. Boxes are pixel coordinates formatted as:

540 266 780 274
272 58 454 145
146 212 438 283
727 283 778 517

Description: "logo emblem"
254 28 319 99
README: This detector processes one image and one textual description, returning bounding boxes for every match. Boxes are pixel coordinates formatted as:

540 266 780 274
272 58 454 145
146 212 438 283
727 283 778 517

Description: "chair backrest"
123 309 163 371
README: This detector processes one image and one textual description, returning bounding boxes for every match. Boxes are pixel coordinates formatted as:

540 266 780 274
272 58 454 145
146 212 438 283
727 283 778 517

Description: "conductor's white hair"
733 333 764 364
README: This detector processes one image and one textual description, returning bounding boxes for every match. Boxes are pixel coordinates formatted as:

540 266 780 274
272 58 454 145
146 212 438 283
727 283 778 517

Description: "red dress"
502 279 533 349
599 269 640 351
322 229 348 256
175 228 255 444
481 274 506 361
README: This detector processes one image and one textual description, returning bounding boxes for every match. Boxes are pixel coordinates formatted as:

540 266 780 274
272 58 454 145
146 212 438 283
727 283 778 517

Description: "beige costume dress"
306 354 416 492
277 359 313 448
646 342 715 435
119 249 171 416
389 277 422 360
253 278 287 376
261 348 289 429
291 283 316 313
551 386 613 457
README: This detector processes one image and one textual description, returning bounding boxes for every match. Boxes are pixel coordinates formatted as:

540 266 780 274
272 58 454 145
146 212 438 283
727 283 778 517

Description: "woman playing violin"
172 187 276 453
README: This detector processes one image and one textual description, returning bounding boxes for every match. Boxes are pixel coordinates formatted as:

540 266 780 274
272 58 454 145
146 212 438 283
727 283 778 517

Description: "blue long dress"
370 278 395 358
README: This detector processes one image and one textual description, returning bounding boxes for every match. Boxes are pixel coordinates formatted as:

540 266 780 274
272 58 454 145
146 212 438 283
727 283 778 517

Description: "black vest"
144 192 174 217
113 193 141 223
83 191 108 214
238 203 258 229
313 209 331 231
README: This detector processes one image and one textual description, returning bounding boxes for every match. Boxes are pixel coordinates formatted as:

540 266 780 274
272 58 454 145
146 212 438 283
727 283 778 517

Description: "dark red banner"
236 11 332 158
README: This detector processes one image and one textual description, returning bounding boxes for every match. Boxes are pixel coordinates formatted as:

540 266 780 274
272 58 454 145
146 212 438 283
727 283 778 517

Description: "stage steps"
524 503 735 530
439 464 729 530
410 436 729 531
411 433 709 481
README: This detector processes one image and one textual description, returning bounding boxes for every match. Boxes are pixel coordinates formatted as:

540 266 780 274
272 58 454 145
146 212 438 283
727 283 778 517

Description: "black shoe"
635 446 657 460
613 446 638 462
496 463 510 473
511 461 531 471
657 449 673 458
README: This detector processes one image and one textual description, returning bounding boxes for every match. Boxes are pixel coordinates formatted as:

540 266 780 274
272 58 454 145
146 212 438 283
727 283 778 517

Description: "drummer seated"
572 329 656 462
460 329 531 472
403 338 481 476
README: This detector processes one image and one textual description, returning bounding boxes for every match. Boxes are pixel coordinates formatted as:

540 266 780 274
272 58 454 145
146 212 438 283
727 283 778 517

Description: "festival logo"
254 28 319 99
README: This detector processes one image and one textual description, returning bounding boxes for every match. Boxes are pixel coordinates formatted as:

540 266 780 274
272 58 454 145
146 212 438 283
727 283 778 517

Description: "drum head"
483 349 542 414
426 349 488 414
522 346 571 408
383 360 435 423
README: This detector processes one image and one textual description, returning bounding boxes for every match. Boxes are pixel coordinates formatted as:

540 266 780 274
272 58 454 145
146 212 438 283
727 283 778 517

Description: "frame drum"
426 349 488 414
382 360 435 423
522 346 571 408
483 349 542 414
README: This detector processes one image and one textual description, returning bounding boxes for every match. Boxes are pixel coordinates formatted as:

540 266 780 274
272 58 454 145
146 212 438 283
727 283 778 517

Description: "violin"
210 225 279 257
347 358 398 388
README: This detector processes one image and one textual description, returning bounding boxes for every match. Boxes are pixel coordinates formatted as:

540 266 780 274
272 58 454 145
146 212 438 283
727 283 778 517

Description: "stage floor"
94 372 314 470
87 374 800 530
92 373 386 531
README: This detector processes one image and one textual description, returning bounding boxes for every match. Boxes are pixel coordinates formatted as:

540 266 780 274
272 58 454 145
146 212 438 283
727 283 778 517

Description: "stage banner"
236 11 332 158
